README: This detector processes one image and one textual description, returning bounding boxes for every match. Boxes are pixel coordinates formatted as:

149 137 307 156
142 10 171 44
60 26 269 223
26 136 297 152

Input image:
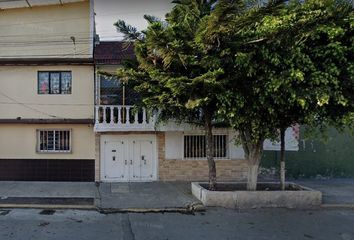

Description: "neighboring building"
94 42 248 182
0 0 96 181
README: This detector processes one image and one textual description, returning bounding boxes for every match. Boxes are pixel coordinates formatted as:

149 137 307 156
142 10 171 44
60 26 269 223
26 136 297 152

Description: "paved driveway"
96 182 201 211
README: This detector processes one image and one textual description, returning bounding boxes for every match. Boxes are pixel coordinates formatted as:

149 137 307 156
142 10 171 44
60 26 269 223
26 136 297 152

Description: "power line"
0 90 60 118
0 30 124 39
0 7 172 28
0 47 91 58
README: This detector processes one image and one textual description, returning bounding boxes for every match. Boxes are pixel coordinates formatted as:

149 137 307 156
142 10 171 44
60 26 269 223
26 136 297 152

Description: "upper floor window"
38 71 72 94
99 74 140 105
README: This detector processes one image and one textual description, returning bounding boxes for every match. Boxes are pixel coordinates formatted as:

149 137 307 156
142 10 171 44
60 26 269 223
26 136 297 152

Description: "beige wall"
0 65 94 119
0 124 95 159
0 1 92 58
157 133 248 182
165 131 245 160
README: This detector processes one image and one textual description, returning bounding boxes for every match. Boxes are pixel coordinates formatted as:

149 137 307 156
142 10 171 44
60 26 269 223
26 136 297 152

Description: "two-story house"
0 0 250 183
94 42 249 183
0 0 96 181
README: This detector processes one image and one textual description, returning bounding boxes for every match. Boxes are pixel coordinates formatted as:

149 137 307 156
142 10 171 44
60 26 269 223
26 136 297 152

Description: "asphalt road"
0 208 353 240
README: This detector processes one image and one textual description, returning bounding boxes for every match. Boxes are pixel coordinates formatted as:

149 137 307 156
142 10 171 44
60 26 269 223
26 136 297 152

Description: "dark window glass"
61 72 72 94
50 73 60 94
38 71 72 95
38 72 49 94
99 75 140 105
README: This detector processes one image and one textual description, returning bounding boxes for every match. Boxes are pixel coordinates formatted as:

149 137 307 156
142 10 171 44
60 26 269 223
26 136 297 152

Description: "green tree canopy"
198 0 354 190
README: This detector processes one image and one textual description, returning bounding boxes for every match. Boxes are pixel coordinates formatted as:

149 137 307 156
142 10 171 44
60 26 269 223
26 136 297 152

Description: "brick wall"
157 132 248 182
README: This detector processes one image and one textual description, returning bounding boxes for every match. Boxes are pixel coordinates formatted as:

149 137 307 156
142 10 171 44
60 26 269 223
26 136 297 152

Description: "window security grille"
38 130 71 153
184 135 228 159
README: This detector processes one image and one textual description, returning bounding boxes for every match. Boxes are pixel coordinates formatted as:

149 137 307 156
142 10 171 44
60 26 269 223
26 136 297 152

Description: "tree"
115 0 223 190
272 0 354 190
197 0 354 190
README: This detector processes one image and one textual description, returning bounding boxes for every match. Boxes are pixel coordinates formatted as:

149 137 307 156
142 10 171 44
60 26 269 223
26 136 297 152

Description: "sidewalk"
0 182 95 209
0 179 353 210
95 182 203 212
294 178 354 206
0 181 202 212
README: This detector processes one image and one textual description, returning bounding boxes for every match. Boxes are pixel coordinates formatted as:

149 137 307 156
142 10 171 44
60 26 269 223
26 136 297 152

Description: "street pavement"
0 208 353 240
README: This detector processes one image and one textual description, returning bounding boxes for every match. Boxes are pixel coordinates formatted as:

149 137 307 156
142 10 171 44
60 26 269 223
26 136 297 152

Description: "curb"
0 204 95 210
321 204 354 209
97 203 206 214
0 202 206 213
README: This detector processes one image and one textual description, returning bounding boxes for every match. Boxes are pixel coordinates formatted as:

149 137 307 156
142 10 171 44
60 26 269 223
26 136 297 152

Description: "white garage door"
101 135 157 182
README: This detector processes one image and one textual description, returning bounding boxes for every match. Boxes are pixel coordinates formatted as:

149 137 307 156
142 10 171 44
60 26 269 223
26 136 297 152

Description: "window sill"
37 151 72 154
182 158 231 161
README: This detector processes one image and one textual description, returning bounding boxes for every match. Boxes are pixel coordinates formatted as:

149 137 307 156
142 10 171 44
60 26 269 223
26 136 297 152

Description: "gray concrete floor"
96 182 200 210
0 208 354 240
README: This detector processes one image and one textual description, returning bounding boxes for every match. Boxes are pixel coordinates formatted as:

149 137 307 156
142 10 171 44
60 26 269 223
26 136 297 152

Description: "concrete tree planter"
192 182 322 209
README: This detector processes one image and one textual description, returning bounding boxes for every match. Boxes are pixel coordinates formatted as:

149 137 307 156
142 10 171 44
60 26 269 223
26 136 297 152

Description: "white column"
95 106 99 124
126 106 131 125
102 106 107 124
142 108 147 124
110 106 114 125
117 106 121 124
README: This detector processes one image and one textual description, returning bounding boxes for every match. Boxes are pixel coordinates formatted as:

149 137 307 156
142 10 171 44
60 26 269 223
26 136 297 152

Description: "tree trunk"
240 130 264 191
204 110 216 191
280 127 286 191
247 163 259 191
246 147 263 191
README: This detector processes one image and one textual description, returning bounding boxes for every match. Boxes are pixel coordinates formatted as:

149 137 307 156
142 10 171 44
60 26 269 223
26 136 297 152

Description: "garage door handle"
125 160 127 165
130 160 133 165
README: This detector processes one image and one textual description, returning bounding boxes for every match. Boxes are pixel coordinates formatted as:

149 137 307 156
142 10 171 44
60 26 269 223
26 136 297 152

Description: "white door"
129 140 141 181
102 135 156 182
103 141 126 180
139 140 154 180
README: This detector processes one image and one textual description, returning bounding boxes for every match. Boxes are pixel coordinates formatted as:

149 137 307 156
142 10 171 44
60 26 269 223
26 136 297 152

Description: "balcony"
94 105 157 132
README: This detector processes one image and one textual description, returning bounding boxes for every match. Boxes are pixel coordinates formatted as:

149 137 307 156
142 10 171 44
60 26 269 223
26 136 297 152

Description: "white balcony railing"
94 105 157 132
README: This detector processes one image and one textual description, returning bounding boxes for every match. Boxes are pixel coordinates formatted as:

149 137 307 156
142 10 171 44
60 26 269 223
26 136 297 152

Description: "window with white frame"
37 130 71 153
184 134 228 159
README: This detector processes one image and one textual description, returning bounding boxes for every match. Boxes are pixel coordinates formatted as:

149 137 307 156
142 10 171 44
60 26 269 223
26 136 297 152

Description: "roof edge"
0 58 94 66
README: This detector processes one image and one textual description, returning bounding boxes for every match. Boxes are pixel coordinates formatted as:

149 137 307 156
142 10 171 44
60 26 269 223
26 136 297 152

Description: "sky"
94 0 174 41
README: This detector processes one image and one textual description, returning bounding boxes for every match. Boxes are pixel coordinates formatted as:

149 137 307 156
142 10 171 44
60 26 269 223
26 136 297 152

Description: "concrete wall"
0 1 92 58
0 124 95 159
0 65 94 119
